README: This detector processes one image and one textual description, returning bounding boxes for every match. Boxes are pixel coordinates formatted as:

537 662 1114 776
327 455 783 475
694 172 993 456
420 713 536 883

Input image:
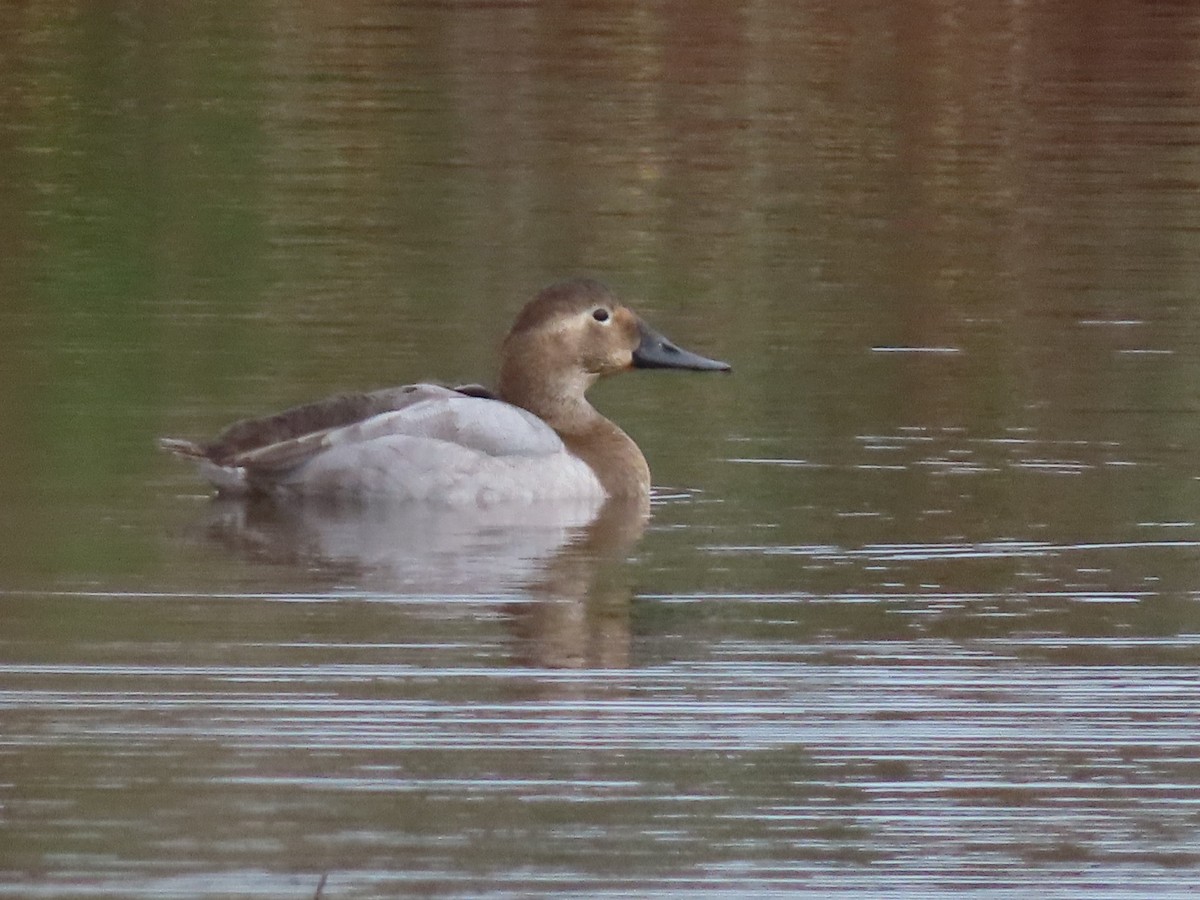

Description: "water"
3 1 1200 896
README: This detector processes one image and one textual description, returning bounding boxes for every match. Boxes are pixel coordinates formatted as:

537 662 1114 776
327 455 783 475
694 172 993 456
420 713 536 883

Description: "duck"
160 278 730 505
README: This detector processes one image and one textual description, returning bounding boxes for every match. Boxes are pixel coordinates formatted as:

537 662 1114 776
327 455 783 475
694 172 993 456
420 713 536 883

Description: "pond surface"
3 1 1200 897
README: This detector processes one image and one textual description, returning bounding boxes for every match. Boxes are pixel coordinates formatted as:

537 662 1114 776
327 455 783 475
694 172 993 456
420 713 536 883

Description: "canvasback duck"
160 278 730 504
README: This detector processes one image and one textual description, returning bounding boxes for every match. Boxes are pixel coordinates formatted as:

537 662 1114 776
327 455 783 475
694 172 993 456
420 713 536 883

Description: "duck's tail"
158 437 249 495
158 437 207 460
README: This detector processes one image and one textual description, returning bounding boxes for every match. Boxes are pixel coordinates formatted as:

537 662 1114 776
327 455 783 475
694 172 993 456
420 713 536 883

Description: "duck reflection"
503 496 647 668
197 494 648 668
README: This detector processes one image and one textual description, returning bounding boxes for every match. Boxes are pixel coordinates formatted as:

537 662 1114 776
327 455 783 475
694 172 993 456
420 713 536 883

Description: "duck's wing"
229 391 564 475
160 383 495 465
262 394 599 502
206 384 477 464
160 384 509 487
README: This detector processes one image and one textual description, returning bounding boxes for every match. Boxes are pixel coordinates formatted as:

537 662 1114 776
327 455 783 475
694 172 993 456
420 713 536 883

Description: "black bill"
632 320 731 372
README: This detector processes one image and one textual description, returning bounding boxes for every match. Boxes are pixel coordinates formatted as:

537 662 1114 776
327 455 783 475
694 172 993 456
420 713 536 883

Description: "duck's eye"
592 308 611 323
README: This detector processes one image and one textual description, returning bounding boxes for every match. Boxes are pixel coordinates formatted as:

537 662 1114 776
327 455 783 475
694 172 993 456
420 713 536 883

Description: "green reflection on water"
3 0 1200 601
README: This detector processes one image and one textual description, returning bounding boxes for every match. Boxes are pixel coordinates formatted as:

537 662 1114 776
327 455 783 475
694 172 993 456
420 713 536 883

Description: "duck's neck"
560 416 651 500
498 372 651 499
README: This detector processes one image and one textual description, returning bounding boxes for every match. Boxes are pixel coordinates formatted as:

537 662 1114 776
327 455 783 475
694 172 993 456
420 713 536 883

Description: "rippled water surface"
3 2 1200 897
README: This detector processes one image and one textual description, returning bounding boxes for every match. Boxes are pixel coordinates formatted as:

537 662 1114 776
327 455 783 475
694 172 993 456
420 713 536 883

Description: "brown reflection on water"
508 496 647 669
4 1 1200 467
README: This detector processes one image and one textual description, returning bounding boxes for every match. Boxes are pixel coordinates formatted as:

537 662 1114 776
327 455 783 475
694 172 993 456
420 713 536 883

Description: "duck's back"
164 384 605 504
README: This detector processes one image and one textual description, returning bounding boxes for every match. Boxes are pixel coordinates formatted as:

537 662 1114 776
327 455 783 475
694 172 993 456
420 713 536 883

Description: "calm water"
3 1 1200 897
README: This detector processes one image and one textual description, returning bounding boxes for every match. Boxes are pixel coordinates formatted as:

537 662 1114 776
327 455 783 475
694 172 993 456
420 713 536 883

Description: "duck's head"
498 279 730 408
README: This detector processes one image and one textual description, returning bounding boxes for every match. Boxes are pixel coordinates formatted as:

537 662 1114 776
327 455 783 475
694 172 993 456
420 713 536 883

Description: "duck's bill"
633 321 731 372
